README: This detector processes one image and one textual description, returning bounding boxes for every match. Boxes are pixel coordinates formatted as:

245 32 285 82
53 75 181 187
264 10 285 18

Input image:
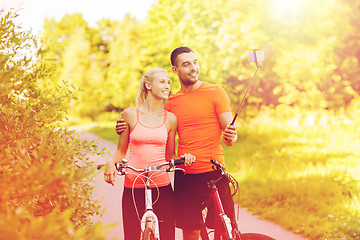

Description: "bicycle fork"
140 178 160 239
200 180 236 240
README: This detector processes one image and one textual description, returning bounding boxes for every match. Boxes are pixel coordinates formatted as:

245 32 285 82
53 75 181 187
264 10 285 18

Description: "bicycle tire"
240 233 276 240
141 227 157 240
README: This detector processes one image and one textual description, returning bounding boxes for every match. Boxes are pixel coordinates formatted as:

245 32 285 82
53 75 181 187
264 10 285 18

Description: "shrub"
0 10 106 239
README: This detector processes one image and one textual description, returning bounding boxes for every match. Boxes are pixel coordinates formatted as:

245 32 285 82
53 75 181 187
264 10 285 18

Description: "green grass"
224 114 360 240
87 112 360 240
89 124 119 142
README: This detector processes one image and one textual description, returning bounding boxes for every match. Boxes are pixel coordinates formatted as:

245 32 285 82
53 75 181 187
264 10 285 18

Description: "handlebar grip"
173 157 185 166
97 164 105 170
210 159 223 168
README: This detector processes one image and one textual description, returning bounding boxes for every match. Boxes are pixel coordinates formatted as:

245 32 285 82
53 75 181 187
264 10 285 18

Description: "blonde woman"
104 67 195 240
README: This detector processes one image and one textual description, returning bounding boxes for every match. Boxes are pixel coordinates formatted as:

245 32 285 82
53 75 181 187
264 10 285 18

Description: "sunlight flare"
272 0 304 19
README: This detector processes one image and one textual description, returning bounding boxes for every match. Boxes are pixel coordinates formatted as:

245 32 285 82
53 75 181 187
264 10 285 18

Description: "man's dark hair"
170 46 194 66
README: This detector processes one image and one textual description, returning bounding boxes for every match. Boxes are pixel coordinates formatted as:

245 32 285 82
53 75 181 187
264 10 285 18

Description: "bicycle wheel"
141 227 157 240
240 233 276 240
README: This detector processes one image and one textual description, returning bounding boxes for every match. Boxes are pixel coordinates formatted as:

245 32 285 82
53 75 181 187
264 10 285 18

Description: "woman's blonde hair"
136 67 168 105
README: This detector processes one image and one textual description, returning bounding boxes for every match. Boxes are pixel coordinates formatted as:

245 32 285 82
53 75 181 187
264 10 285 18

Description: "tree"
142 0 231 92
330 0 360 105
106 14 144 109
41 13 111 120
216 0 358 112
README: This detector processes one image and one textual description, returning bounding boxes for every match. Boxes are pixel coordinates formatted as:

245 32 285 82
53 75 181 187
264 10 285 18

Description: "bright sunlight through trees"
1 0 360 239
271 0 306 20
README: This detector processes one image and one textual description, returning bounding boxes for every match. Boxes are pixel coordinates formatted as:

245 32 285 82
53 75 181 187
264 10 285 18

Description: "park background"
1 0 359 239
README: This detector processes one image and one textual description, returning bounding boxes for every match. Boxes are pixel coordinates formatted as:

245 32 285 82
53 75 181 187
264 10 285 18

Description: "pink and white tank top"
124 106 170 188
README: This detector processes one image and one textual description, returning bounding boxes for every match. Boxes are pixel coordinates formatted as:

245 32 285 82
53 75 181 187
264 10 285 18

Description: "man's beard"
181 78 197 87
180 73 199 87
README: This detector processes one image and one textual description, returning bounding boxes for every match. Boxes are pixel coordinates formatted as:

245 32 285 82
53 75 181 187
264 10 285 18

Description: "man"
116 47 238 240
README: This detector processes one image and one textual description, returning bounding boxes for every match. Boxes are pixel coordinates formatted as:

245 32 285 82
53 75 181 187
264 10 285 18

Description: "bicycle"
97 157 185 240
199 159 276 240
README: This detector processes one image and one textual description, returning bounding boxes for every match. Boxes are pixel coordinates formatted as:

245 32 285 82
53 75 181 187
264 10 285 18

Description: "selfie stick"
230 49 264 125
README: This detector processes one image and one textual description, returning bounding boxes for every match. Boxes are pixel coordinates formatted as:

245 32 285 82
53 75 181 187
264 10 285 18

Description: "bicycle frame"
199 160 276 240
199 160 241 240
140 171 160 239
200 179 237 240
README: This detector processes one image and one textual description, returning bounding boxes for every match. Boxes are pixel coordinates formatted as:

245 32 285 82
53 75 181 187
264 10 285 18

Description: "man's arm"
218 112 238 146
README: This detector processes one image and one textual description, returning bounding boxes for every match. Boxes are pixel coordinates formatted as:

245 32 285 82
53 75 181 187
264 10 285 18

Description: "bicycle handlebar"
210 159 223 169
97 157 186 174
210 159 231 179
210 159 239 196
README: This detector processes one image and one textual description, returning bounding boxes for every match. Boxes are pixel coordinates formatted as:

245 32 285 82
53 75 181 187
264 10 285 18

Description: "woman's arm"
104 109 132 185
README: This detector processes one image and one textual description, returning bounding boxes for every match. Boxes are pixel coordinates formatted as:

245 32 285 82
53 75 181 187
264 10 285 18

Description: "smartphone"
249 49 265 67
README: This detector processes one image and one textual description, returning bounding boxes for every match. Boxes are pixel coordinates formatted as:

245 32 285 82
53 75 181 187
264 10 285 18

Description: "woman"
104 67 195 240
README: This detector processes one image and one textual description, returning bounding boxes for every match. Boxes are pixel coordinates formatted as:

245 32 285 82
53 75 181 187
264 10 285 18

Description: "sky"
1 0 155 34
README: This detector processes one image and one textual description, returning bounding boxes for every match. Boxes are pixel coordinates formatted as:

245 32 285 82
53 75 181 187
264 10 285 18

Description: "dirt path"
79 131 306 240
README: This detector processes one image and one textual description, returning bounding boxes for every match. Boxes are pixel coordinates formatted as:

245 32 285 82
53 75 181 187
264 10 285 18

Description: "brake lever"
167 167 185 173
116 163 127 175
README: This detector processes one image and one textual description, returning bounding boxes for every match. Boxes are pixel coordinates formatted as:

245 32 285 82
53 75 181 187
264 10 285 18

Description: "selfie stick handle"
230 67 259 126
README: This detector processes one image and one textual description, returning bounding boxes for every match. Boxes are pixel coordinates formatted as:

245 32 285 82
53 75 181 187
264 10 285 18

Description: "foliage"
224 107 360 240
41 13 110 120
106 14 145 109
38 0 360 120
0 10 106 239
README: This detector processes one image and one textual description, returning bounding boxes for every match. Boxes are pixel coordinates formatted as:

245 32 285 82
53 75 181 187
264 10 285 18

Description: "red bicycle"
199 159 276 240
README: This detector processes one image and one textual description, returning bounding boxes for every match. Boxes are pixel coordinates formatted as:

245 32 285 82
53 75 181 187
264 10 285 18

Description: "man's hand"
223 124 237 146
116 118 127 135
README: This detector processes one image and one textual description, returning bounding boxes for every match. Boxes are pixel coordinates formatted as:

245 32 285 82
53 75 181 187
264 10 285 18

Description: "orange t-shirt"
164 82 231 174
